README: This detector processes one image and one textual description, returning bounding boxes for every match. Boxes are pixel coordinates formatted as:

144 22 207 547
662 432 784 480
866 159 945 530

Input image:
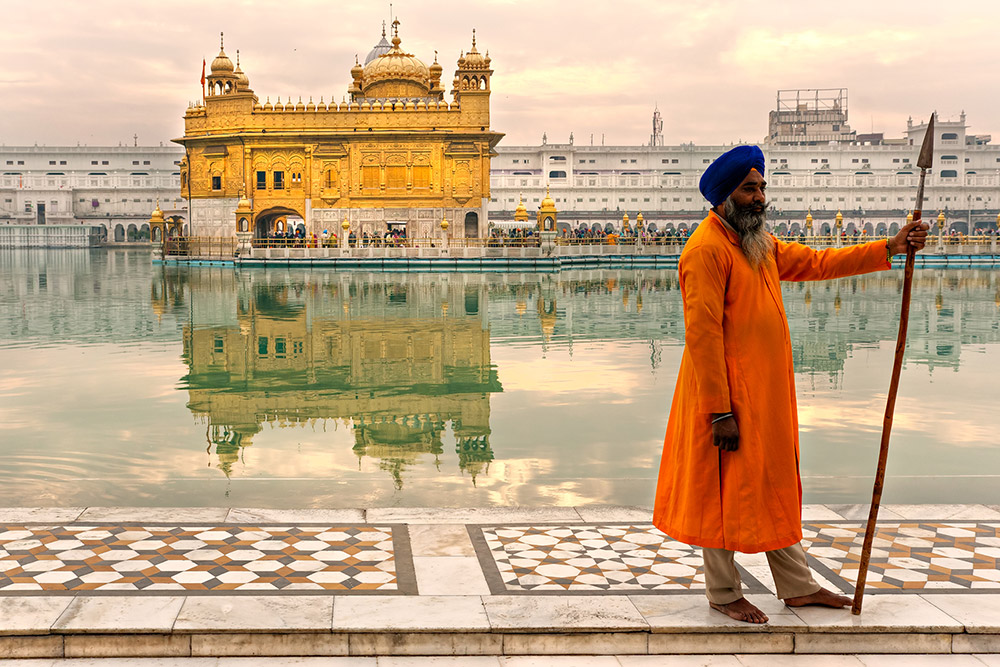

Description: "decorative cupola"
453 29 492 97
233 50 251 93
428 51 444 97
537 186 557 232
349 56 364 98
206 32 239 97
514 196 529 223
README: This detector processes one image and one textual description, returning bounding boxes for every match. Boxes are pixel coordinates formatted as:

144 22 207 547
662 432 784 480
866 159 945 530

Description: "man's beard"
724 198 773 270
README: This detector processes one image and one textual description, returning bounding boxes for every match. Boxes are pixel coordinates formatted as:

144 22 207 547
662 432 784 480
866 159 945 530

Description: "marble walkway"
0 504 998 659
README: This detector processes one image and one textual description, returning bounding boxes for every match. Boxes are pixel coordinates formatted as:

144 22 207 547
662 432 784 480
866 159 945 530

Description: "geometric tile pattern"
0 525 413 594
803 521 1000 594
471 524 768 595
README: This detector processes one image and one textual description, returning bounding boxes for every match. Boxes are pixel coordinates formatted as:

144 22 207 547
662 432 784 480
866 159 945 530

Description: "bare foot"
784 586 852 608
709 597 769 624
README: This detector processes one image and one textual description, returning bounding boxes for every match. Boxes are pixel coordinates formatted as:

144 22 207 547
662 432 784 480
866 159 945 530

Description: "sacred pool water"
1 248 998 508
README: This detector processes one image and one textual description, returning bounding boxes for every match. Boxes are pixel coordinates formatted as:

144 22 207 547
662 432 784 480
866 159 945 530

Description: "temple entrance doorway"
464 212 479 238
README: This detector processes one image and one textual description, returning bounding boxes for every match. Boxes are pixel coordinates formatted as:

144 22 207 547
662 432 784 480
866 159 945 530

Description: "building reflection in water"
148 265 1000 497
157 270 501 488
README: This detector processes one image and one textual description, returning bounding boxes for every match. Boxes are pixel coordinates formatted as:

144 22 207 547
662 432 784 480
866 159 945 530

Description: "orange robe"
652 213 890 553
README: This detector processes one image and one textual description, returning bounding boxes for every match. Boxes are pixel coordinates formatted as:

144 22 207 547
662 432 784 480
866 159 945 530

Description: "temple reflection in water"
162 270 501 487
146 263 1000 495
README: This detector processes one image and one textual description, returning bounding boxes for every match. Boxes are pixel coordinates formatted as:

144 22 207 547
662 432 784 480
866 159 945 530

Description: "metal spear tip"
917 113 935 170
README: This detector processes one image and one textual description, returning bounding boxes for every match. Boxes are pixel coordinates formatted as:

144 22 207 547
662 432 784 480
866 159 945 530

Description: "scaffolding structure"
766 88 857 145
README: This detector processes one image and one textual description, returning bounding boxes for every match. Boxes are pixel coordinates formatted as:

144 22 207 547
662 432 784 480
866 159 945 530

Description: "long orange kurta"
652 213 891 553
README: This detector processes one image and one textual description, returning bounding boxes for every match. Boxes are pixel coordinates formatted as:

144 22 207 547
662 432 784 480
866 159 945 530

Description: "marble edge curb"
0 504 998 525
4 594 994 637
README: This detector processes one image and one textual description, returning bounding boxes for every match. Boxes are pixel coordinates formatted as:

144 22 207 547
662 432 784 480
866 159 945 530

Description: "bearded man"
652 145 928 624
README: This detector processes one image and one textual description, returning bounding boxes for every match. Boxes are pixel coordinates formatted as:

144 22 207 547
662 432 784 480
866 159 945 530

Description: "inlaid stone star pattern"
0 525 403 593
475 524 767 594
802 521 1000 593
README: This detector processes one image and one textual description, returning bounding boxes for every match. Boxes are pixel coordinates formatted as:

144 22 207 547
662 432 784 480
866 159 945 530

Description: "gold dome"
149 201 165 224
540 187 556 212
233 50 249 89
211 33 234 74
462 30 487 68
514 197 528 222
360 20 431 99
235 191 252 214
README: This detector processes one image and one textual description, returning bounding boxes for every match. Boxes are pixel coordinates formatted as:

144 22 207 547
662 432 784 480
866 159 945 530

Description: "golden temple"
175 21 503 241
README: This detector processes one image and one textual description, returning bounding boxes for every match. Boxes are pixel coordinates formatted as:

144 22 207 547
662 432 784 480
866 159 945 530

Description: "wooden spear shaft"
852 114 935 615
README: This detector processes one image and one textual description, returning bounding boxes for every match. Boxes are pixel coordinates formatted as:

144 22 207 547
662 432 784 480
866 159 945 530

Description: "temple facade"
175 22 503 241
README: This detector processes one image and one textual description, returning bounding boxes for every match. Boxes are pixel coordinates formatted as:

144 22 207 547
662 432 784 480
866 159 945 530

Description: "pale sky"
2 0 997 148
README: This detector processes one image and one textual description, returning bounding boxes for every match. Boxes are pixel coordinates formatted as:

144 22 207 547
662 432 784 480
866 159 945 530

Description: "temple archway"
255 206 305 239
464 211 479 238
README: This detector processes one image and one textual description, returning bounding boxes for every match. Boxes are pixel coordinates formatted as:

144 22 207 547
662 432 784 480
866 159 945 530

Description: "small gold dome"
441 216 449 230
636 212 644 225
836 209 843 223
540 187 556 212
907 211 914 223
149 201 164 224
462 30 487 68
211 34 234 74
805 210 813 224
937 211 946 223
341 217 350 231
514 197 528 222
233 50 249 89
235 192 251 214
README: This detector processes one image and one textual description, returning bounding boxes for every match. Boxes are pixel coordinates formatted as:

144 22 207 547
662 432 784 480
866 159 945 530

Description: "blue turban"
699 145 766 208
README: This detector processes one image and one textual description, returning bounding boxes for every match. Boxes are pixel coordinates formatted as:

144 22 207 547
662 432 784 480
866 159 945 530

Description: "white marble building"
489 112 1000 235
0 145 186 242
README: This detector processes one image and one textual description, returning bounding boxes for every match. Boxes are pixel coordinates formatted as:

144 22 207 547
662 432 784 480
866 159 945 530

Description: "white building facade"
489 113 1000 236
0 145 187 243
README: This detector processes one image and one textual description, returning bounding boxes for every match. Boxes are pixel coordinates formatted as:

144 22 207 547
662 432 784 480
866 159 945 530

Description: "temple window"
386 165 406 190
273 171 284 189
412 165 431 189
211 175 221 190
256 171 266 190
362 165 380 191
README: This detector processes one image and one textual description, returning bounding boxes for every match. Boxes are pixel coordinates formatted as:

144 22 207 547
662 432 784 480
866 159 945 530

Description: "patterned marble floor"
802 521 1000 594
2 519 997 597
470 523 769 595
472 522 1000 596
0 524 415 594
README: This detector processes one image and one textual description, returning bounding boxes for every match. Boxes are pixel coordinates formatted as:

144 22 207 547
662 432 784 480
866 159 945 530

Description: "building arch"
126 223 139 241
464 211 479 238
114 223 125 242
254 206 305 239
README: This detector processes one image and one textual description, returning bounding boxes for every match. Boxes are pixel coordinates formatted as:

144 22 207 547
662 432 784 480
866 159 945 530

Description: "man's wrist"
711 412 734 424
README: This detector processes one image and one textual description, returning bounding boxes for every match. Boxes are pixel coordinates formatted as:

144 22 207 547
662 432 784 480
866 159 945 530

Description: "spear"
851 113 935 615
